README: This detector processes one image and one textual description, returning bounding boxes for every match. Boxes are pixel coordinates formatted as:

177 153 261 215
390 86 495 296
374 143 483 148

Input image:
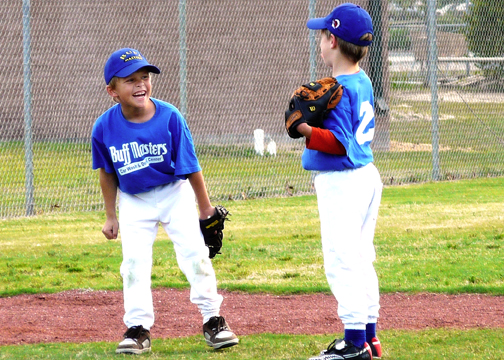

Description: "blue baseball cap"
307 3 373 46
104 48 160 84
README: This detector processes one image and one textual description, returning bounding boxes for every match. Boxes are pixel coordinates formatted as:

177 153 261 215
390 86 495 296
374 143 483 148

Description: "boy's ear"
330 34 338 49
106 85 118 97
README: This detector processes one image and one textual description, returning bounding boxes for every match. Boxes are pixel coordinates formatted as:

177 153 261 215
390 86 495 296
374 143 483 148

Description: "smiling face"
107 68 152 111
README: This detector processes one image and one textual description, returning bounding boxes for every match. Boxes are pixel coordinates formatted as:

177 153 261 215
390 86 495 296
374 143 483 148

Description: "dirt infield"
1 289 503 346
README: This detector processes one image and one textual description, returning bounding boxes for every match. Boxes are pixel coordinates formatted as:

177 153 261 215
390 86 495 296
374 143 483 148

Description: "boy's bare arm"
99 168 119 239
187 171 215 219
296 123 313 139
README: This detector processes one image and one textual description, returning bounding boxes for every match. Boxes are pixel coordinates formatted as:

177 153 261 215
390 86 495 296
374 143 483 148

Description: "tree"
465 0 504 80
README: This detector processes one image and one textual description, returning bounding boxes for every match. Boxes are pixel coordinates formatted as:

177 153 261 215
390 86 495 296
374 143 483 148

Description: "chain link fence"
1 0 503 218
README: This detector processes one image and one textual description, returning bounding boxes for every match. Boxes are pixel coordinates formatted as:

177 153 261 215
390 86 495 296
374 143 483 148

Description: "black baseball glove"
199 205 230 258
285 77 343 138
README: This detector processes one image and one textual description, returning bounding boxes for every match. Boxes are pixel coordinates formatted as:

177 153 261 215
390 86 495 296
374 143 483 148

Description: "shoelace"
209 316 229 332
124 325 144 339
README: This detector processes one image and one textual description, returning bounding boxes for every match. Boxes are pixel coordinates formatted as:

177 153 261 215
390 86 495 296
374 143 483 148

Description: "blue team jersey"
302 69 375 171
91 98 201 194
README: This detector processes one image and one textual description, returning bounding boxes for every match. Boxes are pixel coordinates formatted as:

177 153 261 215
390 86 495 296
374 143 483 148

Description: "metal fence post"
465 0 470 76
308 0 317 81
179 0 187 117
22 0 35 216
427 0 440 180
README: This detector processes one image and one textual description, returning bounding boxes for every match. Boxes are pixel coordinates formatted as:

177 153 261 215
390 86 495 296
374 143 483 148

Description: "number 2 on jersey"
356 100 375 145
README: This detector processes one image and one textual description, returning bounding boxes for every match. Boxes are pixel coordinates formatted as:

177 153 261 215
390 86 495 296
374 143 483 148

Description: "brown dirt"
1 289 503 346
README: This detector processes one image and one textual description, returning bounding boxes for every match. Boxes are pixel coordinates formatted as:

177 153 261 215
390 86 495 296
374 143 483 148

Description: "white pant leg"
362 173 382 322
314 163 382 327
118 189 160 330
157 180 223 324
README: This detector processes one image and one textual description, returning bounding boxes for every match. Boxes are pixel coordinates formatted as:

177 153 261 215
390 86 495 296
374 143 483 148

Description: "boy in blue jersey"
295 4 383 360
91 48 238 354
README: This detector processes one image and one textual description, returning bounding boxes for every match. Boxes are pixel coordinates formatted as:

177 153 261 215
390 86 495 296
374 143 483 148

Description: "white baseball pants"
314 163 382 329
118 180 223 330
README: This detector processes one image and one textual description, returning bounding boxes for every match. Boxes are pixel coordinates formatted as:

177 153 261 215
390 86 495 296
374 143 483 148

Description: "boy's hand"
199 205 230 258
102 218 119 240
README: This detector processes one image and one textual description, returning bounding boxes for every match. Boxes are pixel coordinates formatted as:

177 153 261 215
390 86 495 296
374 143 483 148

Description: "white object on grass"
254 129 264 156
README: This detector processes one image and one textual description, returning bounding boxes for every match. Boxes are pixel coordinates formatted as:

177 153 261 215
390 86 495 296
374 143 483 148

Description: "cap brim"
115 63 161 79
306 17 327 30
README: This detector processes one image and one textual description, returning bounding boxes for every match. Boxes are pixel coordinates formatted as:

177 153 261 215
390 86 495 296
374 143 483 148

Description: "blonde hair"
322 29 372 63
107 77 120 103
108 76 118 89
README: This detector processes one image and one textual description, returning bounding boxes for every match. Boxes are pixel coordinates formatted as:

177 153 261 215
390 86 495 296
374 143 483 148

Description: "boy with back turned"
291 4 384 360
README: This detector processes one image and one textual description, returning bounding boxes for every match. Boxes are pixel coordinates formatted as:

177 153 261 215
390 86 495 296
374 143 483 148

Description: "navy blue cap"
307 3 373 46
104 48 160 85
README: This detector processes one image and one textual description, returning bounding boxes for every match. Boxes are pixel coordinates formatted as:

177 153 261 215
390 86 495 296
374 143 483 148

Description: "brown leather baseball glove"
285 77 343 138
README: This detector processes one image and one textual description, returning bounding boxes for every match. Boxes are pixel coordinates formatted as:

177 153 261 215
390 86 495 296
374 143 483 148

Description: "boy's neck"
332 56 360 77
332 47 360 77
121 99 156 123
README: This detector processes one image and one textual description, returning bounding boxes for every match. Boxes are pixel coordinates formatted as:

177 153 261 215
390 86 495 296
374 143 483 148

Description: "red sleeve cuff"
306 127 346 155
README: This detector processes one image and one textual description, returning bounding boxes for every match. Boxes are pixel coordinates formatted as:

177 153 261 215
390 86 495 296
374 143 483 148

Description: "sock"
366 322 377 343
344 329 366 348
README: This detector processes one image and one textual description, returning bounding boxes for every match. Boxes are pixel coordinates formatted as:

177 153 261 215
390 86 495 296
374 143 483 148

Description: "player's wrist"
297 123 313 138
199 206 215 220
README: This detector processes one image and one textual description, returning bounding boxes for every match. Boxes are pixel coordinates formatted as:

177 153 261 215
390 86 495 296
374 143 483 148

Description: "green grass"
380 98 504 184
1 329 503 359
1 178 503 358
1 177 503 297
388 100 504 152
